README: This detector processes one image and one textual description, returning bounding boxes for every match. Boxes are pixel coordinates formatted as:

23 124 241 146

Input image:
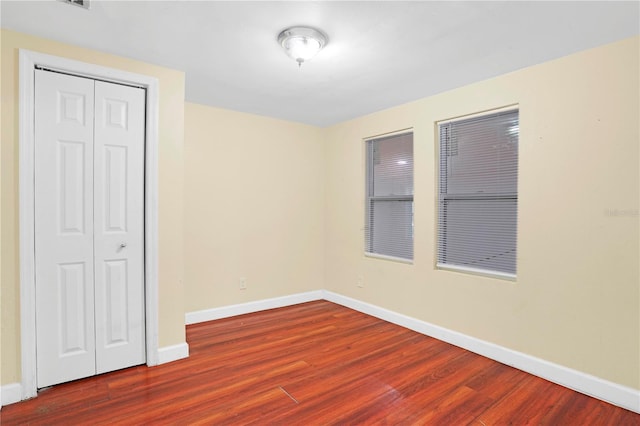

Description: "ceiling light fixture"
277 26 328 67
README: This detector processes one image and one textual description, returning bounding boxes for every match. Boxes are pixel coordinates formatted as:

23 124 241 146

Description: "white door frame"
18 49 160 400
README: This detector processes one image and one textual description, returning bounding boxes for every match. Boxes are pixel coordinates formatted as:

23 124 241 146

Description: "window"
437 109 519 278
365 132 414 261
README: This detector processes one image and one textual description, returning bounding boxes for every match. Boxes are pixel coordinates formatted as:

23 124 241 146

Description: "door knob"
119 243 127 249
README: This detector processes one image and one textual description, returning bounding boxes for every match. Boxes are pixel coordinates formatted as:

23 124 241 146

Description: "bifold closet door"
35 70 96 387
34 69 145 388
93 79 146 374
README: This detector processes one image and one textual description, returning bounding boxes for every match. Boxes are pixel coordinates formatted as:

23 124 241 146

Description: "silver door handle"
119 243 127 249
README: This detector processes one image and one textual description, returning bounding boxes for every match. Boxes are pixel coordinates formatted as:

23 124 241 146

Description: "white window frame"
364 130 414 263
436 107 519 280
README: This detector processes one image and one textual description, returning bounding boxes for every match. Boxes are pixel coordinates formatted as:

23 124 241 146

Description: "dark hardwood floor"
2 300 638 425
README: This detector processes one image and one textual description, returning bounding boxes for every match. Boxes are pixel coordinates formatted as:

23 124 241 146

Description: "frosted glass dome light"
278 27 328 67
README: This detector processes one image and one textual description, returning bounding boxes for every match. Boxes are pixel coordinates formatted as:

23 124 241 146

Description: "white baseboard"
1 383 23 407
157 342 190 365
322 290 640 414
185 290 324 325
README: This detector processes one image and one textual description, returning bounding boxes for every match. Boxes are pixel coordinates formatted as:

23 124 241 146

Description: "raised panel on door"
35 69 96 388
93 80 146 374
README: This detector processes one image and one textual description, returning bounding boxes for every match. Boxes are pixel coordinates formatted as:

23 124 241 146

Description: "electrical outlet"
357 275 364 288
239 277 247 290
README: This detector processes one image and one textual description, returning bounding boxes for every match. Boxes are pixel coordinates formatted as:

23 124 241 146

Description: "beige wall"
184 103 325 311
324 36 639 389
1 29 4 393
1 29 186 384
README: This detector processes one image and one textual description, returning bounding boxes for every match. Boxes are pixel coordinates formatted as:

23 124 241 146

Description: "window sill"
436 263 516 281
365 252 413 265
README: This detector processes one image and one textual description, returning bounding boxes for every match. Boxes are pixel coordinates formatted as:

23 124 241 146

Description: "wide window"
437 109 519 278
365 132 413 261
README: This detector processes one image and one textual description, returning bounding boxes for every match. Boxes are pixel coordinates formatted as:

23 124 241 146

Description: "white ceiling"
2 1 638 127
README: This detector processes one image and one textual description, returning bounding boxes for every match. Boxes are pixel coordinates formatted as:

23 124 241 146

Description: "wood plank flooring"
2 300 638 425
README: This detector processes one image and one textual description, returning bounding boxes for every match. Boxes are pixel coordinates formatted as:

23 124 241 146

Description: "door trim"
19 49 160 399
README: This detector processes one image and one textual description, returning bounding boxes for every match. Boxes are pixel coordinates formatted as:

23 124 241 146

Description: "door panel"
35 70 96 388
58 140 86 234
93 80 146 374
104 259 129 345
57 263 88 356
58 262 89 354
104 145 128 232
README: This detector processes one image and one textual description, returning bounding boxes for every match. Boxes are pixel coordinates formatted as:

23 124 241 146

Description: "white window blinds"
365 133 414 261
437 109 518 277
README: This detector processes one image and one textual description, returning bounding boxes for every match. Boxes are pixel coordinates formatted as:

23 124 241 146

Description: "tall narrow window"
437 109 519 278
365 132 414 261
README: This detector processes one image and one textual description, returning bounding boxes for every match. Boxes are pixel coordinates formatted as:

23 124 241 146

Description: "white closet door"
35 69 97 388
93 80 146 373
35 71 146 388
